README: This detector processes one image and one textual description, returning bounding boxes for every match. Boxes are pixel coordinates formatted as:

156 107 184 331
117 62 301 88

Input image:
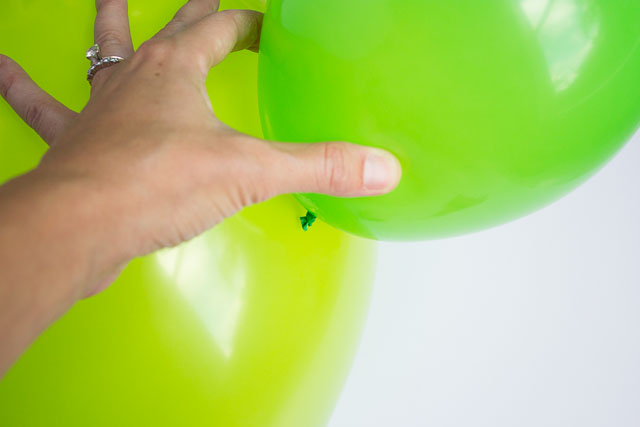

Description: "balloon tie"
300 211 317 231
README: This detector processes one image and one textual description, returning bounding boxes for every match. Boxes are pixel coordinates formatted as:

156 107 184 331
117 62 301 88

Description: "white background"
330 131 640 427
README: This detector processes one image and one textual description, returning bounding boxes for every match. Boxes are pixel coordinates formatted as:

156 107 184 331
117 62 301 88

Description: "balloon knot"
300 211 317 231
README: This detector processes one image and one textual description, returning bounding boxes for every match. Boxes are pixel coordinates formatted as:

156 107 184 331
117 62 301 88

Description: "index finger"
0 55 77 145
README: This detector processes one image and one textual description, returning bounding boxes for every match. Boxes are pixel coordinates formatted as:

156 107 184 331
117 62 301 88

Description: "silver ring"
86 44 124 85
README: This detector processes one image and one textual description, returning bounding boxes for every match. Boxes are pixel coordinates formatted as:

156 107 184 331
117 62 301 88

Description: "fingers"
271 141 401 197
241 138 401 202
0 55 77 145
92 0 133 88
155 0 220 39
176 10 263 75
94 0 134 58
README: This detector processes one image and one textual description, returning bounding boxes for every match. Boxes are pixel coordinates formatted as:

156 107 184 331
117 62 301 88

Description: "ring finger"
92 0 134 87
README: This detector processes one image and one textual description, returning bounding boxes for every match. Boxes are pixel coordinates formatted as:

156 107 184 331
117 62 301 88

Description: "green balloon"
258 0 640 240
0 1 376 426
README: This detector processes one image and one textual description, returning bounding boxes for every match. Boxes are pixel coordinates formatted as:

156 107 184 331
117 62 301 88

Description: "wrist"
0 167 136 373
0 166 135 297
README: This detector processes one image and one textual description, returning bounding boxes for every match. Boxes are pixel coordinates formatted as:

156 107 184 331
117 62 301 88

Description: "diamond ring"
86 44 125 85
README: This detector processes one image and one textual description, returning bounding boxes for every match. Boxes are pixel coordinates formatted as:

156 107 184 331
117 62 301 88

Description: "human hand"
0 0 401 297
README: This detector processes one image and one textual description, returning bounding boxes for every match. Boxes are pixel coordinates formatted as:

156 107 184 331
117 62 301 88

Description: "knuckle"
234 180 266 209
222 9 260 38
210 0 221 13
163 19 184 33
203 0 220 13
230 140 277 206
212 10 243 51
0 72 16 100
0 56 17 99
320 142 350 193
219 8 242 21
95 28 126 50
220 9 244 38
24 103 44 131
135 40 175 63
162 12 186 34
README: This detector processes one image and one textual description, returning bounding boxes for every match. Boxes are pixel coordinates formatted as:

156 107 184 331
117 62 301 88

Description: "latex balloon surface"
259 0 640 240
0 1 376 426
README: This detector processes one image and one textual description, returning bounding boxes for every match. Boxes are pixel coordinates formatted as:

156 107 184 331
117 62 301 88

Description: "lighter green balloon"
0 1 376 426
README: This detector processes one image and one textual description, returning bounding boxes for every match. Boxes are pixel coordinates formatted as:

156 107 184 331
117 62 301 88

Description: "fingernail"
363 149 400 191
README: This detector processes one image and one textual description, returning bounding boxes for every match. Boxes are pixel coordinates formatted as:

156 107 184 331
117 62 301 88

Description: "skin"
0 0 401 376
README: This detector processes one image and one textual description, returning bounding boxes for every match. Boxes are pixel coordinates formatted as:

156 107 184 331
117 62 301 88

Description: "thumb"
268 141 402 198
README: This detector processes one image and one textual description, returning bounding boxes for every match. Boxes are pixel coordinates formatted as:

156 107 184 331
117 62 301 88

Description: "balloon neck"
300 211 317 231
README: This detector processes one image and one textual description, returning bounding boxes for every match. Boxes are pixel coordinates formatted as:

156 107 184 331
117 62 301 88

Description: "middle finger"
155 0 220 39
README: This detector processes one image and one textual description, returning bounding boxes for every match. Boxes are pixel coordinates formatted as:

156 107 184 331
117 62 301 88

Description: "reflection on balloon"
520 0 599 92
259 0 640 240
0 1 377 426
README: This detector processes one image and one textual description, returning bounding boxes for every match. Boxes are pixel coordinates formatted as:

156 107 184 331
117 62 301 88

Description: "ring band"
87 56 125 84
86 44 125 85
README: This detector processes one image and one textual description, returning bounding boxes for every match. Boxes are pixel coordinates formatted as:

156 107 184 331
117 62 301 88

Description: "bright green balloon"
258 0 640 240
0 1 376 426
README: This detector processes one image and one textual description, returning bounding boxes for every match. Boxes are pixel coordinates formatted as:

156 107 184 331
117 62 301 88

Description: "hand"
0 0 401 298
